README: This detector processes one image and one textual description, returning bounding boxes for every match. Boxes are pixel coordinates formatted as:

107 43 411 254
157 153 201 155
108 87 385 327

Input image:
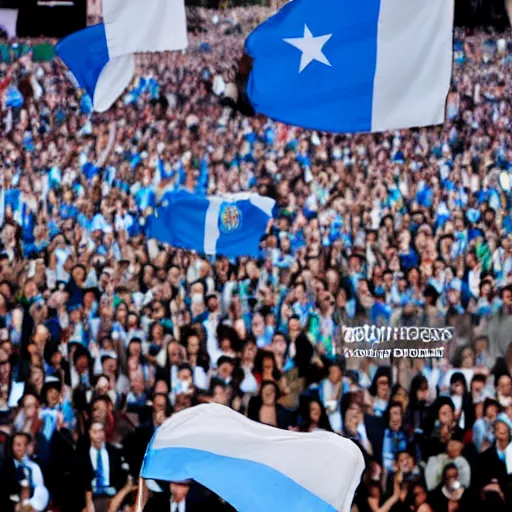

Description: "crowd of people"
0 5 511 512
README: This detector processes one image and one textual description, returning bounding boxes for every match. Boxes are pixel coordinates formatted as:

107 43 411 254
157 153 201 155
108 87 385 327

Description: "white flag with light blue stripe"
139 404 365 512
56 0 187 112
149 190 275 257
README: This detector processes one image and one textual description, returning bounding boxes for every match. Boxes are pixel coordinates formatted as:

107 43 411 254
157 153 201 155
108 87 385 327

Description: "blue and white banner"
149 190 276 257
246 0 454 133
57 0 188 112
140 404 365 512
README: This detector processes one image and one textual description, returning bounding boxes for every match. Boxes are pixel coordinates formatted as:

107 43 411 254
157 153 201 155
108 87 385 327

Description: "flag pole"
134 478 148 512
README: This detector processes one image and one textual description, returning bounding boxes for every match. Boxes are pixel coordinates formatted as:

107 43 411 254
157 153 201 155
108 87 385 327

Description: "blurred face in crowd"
170 483 190 503
23 394 39 421
96 376 110 395
75 354 89 374
460 347 475 369
446 439 463 459
152 391 168 413
242 340 257 364
485 403 498 421
388 405 402 431
92 399 109 424
212 384 229 406
220 337 232 353
443 466 459 490
294 284 306 303
328 365 342 385
177 367 192 385
46 386 60 408
12 434 29 461
262 354 275 375
131 374 145 395
392 387 409 412
0 348 10 383
187 335 200 356
30 367 44 392
288 318 301 337
152 302 165 321
168 342 183 366
412 485 428 509
471 384 485 409
416 382 429 403
89 422 106 449
450 379 464 397
102 357 117 376
397 452 413 473
495 421 511 446
261 383 276 406
497 375 512 397
251 313 265 336
218 360 233 381
174 393 191 413
309 400 322 425
116 305 128 324
438 404 454 427
503 288 512 308
376 376 390 399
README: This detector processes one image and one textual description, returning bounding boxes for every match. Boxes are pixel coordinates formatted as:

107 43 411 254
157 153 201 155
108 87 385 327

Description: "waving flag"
56 0 187 112
139 404 365 512
245 0 454 134
148 190 275 257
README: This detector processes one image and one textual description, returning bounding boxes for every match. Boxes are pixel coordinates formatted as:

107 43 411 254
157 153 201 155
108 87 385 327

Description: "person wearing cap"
0 432 49 512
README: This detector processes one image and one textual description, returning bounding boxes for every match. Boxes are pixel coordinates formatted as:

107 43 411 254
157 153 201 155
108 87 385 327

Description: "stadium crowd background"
0 3 512 512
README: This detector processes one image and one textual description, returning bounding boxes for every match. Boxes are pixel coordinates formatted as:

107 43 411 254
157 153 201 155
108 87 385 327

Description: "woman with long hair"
247 380 293 430
405 374 431 436
298 397 333 433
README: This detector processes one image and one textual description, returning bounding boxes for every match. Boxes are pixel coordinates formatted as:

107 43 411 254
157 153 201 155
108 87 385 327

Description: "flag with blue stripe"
5 86 23 108
56 0 187 112
245 0 454 133
139 404 365 512
148 190 275 257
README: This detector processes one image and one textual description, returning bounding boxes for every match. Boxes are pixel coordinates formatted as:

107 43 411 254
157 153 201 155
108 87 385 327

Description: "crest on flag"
219 203 242 234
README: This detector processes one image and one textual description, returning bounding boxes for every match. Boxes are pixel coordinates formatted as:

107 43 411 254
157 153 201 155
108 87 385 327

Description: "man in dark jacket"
143 480 236 512
75 422 128 512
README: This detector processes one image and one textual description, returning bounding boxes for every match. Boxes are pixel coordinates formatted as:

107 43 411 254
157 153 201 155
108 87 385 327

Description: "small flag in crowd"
139 404 365 512
56 0 188 112
245 0 454 133
148 190 276 257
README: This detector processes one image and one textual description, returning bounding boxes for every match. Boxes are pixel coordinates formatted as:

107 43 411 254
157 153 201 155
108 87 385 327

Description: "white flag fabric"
0 9 18 39
140 404 365 512
56 0 188 112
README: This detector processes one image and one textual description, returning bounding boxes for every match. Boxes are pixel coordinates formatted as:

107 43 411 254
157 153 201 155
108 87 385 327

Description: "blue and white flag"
56 0 187 112
5 86 24 108
139 404 365 512
245 0 454 133
149 190 275 257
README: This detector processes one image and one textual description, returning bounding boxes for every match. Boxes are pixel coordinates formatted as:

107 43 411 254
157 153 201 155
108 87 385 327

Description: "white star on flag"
283 24 332 73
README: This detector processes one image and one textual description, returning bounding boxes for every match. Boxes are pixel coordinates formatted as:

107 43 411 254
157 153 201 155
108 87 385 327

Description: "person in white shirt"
81 422 127 512
1 432 49 512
